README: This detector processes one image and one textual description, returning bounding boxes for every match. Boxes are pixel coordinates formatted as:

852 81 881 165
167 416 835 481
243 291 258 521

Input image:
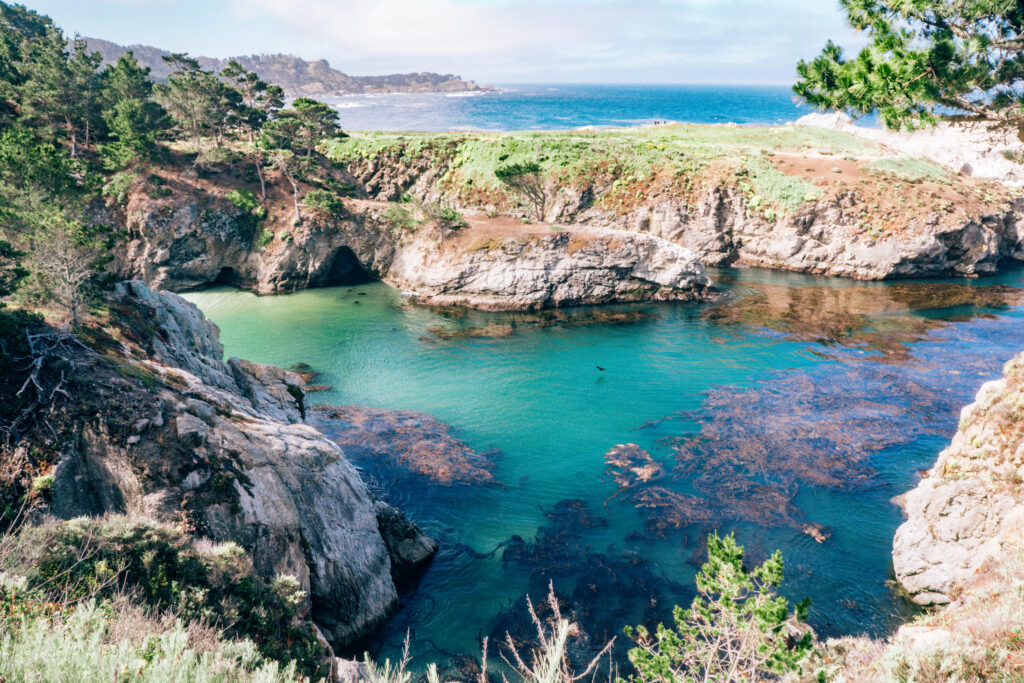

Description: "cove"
183 265 1024 670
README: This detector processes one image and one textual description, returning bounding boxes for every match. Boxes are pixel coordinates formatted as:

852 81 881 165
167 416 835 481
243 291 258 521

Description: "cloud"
230 0 863 82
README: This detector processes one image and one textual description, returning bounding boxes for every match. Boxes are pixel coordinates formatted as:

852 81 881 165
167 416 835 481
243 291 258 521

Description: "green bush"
621 533 815 682
225 188 260 213
101 171 140 205
0 599 306 682
382 203 417 233
7 517 328 678
302 189 346 218
255 228 274 249
421 202 467 230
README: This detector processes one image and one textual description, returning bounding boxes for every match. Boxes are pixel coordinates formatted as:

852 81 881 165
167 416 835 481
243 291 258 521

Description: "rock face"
388 226 712 309
893 352 1024 605
50 280 436 648
113 187 712 309
576 189 1024 281
340 145 1024 282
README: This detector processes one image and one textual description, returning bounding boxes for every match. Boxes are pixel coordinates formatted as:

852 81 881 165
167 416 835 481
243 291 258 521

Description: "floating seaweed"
603 443 666 491
496 499 688 672
702 281 1024 362
314 405 498 485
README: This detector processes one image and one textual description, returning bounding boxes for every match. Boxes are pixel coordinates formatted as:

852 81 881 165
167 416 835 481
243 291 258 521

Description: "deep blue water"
185 265 1024 672
327 84 870 132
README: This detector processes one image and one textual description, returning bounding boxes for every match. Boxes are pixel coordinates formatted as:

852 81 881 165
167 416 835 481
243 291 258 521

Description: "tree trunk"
286 173 302 225
66 116 77 158
255 161 267 202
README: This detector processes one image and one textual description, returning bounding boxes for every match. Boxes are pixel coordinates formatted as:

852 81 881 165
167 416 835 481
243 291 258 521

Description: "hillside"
84 37 491 97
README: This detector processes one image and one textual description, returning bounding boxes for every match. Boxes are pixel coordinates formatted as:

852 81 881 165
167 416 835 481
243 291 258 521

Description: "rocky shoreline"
112 177 714 310
334 129 1024 282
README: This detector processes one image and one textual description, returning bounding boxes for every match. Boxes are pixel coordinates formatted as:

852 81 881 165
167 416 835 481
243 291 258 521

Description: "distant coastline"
83 37 493 97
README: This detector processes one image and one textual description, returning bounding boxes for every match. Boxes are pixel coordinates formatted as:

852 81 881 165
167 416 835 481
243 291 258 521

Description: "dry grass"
805 549 1024 682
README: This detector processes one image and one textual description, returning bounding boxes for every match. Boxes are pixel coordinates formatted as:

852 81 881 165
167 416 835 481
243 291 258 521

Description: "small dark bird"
596 366 606 372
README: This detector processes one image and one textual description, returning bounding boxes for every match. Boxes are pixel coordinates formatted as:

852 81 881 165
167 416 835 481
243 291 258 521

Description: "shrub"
101 171 140 205
383 203 417 233
225 189 260 213
0 599 306 682
4 516 328 678
302 189 346 218
255 228 274 249
420 202 466 231
621 533 815 682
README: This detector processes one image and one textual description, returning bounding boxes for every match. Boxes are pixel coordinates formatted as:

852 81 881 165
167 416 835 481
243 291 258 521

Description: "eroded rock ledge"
893 351 1024 605
46 280 436 649
113 184 713 310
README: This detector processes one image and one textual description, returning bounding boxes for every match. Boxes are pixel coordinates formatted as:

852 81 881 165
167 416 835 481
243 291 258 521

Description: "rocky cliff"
111 171 713 310
330 128 1024 281
892 352 1024 606
41 280 436 650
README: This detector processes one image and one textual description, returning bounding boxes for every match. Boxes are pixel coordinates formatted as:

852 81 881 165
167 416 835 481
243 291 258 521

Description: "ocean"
326 84 867 132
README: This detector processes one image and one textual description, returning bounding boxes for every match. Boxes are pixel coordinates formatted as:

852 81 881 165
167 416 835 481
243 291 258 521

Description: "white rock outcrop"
892 352 1024 605
795 111 1024 187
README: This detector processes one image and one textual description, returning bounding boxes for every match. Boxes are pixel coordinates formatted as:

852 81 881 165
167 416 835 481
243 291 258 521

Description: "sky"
21 0 866 85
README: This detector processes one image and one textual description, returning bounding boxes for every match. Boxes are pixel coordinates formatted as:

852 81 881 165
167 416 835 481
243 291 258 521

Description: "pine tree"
99 52 166 169
622 534 813 682
795 1 1024 142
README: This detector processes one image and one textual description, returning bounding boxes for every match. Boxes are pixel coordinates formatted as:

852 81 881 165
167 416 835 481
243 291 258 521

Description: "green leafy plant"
420 202 466 231
9 517 329 678
621 533 814 682
795 2 1024 143
225 188 260 213
382 203 417 233
101 171 139 204
302 189 346 218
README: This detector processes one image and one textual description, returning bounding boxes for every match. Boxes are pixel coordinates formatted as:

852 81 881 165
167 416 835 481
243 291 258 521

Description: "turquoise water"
183 266 1024 669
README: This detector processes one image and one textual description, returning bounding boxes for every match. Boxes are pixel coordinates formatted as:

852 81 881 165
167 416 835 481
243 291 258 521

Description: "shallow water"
183 265 1024 670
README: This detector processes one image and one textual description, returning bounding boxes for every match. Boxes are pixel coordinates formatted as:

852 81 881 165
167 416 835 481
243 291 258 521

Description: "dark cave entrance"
322 248 373 287
212 267 242 287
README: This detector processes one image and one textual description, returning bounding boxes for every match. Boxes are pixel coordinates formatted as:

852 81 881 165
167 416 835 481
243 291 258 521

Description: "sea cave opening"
322 247 373 287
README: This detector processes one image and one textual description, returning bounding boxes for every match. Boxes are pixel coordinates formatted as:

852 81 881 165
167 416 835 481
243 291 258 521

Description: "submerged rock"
893 352 1024 606
48 280 436 649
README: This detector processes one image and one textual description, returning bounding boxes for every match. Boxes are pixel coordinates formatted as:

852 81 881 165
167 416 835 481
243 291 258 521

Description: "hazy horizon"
23 0 866 86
